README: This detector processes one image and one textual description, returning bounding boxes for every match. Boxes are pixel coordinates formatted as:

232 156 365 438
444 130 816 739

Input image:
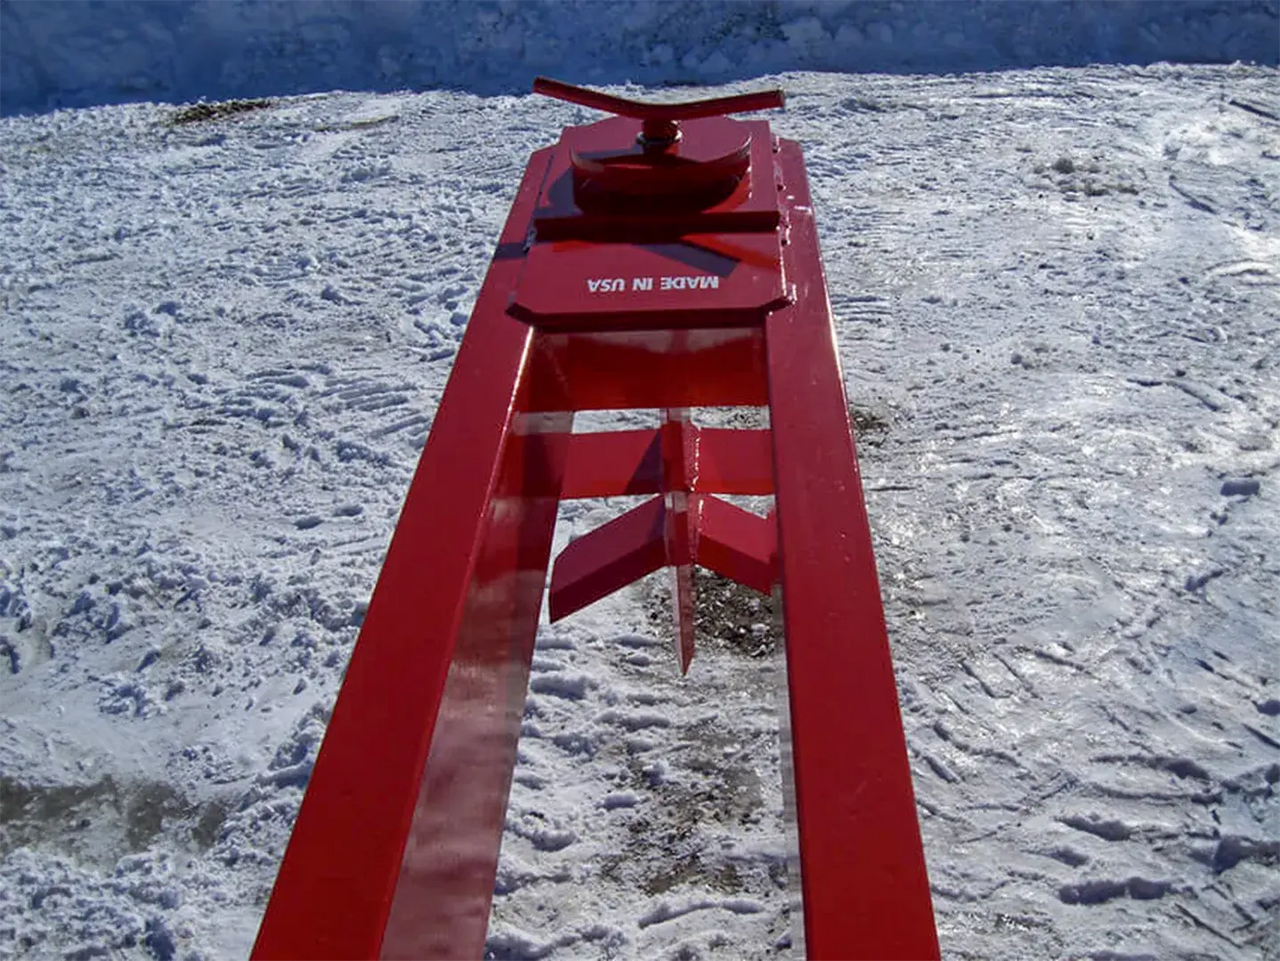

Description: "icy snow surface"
2 64 1279 960
2 0 1278 115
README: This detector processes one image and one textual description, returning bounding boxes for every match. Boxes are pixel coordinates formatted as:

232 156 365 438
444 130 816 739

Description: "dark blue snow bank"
1 0 1276 116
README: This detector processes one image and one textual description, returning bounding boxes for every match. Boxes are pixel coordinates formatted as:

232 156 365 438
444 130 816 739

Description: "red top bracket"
529 79 785 241
533 77 784 146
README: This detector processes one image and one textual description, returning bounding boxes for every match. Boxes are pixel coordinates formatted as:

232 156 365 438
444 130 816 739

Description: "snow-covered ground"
2 0 1278 116
1 62 1279 961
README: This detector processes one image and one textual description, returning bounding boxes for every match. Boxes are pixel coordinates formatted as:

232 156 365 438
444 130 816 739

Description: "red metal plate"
508 425 774 501
548 494 667 622
526 327 769 412
509 232 787 332
768 138 940 961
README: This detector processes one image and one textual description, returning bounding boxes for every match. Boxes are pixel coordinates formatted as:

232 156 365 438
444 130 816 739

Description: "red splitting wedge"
251 77 940 961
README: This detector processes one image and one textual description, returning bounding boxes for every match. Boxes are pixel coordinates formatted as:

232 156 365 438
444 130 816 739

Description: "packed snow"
2 0 1278 116
1 43 1279 961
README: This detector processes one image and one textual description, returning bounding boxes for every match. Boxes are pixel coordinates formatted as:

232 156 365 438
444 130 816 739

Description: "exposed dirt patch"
597 724 769 899
191 797 230 851
608 579 784 903
694 571 777 659
314 115 400 133
124 781 190 851
169 99 273 126
0 775 230 864
0 776 122 838
850 405 890 447
645 569 778 660
641 854 744 897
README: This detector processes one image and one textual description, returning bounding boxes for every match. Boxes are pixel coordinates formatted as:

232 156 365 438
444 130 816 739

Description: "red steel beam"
544 427 774 501
251 148 557 961
768 139 939 960
561 430 662 499
526 328 768 412
380 420 571 959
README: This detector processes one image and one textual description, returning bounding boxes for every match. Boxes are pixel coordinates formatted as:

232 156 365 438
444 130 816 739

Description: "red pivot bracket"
532 77 785 214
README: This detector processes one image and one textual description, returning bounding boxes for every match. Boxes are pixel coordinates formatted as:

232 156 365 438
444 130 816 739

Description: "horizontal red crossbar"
555 427 773 499
526 328 768 411
562 430 660 497
696 428 773 496
501 426 774 500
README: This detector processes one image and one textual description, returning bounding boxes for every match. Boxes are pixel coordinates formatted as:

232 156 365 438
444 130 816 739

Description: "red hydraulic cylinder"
252 78 938 961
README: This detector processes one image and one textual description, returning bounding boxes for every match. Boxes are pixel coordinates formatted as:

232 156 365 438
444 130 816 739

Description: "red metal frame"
252 79 938 961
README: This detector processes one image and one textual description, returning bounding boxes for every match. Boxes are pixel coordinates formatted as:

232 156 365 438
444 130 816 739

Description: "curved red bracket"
532 76 785 121
533 76 783 146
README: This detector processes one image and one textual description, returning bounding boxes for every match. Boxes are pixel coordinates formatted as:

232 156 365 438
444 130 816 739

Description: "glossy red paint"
252 79 938 961
506 422 774 500
768 138 940 960
548 493 667 623
525 327 769 412
530 76 783 239
509 230 787 331
696 428 774 494
532 76 784 125
659 408 697 672
697 497 776 595
250 147 557 961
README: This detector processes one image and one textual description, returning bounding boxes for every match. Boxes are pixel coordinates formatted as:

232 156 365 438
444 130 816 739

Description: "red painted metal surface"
530 117 782 241
768 138 940 960
526 327 769 411
251 147 555 961
548 493 667 623
513 422 774 499
697 497 776 595
509 231 787 331
531 77 783 237
532 76 784 124
253 77 938 961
